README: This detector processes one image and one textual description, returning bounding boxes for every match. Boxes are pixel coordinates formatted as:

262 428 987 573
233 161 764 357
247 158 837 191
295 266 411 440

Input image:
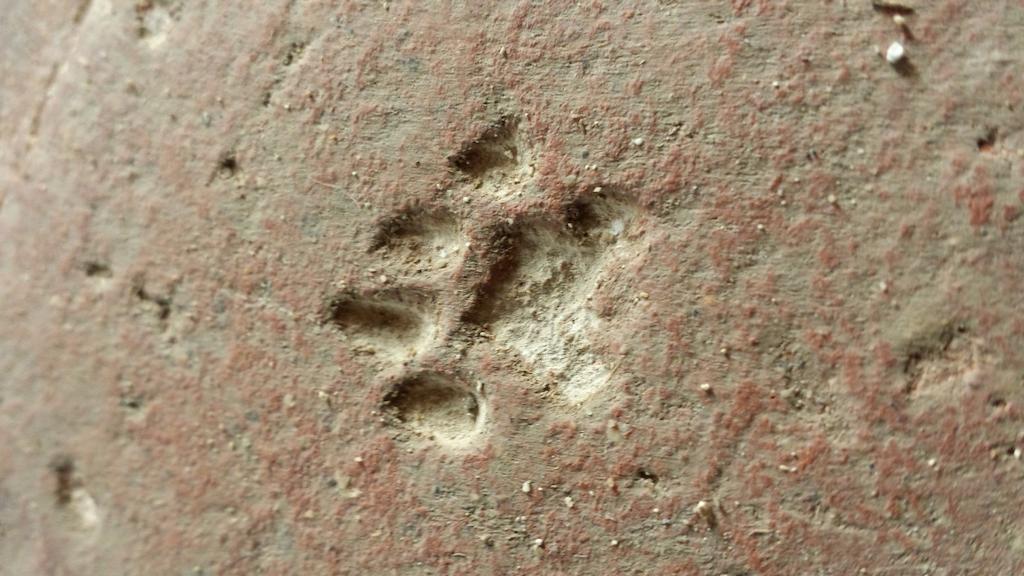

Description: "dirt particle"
694 500 717 529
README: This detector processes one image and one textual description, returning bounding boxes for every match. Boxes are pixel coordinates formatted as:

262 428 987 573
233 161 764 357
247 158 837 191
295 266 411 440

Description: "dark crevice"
447 115 520 177
977 127 998 152
49 455 76 506
84 261 112 278
133 278 174 321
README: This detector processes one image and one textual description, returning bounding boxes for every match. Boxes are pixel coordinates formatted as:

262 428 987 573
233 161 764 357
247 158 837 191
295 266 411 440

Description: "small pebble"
699 383 712 394
521 481 532 494
885 41 906 65
694 500 717 528
563 496 574 509
631 137 645 147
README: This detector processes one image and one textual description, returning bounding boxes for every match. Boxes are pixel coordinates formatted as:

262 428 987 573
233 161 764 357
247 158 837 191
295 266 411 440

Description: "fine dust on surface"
2 1 1024 575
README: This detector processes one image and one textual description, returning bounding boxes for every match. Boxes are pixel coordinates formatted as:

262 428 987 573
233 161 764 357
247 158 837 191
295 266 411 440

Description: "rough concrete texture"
2 1 1023 574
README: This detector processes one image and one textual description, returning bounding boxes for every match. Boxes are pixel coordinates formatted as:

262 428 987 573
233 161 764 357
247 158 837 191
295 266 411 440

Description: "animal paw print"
327 117 646 449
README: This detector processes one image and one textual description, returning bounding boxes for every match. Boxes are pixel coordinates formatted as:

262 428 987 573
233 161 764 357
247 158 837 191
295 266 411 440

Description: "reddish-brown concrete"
2 1 1023 574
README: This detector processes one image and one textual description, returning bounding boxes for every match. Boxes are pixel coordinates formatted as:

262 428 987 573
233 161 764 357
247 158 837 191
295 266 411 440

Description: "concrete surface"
1 1 1023 574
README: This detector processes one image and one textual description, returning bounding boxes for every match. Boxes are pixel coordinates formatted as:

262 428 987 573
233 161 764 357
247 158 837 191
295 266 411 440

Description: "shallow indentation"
325 289 434 360
461 191 641 404
371 208 464 272
448 115 521 177
382 372 484 447
447 115 537 201
135 0 179 49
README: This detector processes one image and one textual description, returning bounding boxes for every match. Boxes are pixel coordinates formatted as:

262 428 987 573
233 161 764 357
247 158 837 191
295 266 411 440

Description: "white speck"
893 14 907 26
532 538 544 549
886 41 906 65
610 539 619 547
462 196 471 204
354 456 363 463
927 458 938 467
631 137 645 147
521 481 532 494
563 496 574 509
70 489 101 530
827 194 838 205
699 383 712 394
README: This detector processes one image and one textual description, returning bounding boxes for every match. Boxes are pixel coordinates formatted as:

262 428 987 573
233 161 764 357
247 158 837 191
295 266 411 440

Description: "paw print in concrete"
326 117 646 449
